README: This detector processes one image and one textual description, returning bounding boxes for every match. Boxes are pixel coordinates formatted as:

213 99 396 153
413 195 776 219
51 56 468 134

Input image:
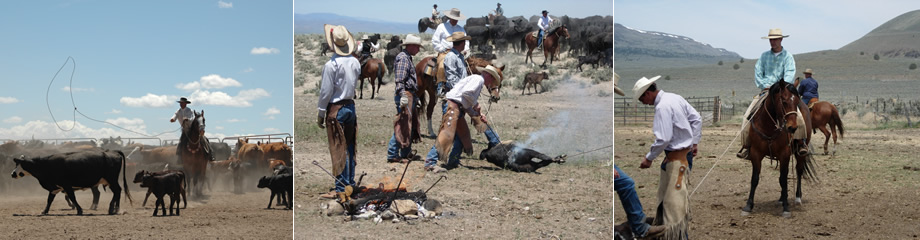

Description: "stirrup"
736 148 750 159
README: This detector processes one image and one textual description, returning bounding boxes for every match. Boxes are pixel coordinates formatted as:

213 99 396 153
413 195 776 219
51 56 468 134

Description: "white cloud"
61 86 95 92
263 107 281 119
0 120 151 140
263 128 280 133
120 93 176 108
108 109 122 114
214 126 225 130
0 96 20 104
3 116 22 124
227 119 244 123
243 67 254 73
250 47 280 55
176 74 242 91
218 1 233 8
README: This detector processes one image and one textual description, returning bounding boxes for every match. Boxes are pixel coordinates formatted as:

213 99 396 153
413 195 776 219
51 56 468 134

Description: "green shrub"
733 63 740 70
910 63 917 70
874 53 880 60
718 60 723 66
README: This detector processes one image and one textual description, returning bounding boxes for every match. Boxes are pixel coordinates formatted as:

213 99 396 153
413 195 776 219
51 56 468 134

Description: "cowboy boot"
736 147 750 160
642 225 667 239
795 140 809 156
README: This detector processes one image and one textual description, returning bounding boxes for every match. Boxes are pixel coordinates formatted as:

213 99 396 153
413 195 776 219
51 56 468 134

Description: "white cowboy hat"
446 31 471 42
361 35 369 40
762 28 789 39
324 24 356 56
803 68 814 74
613 73 624 96
177 97 191 104
632 76 661 101
476 65 503 82
400 34 425 48
443 8 466 20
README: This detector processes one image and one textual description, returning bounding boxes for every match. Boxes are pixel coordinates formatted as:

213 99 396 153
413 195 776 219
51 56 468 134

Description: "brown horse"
413 56 502 137
742 81 817 218
180 110 209 198
523 25 569 69
810 101 844 155
358 58 387 99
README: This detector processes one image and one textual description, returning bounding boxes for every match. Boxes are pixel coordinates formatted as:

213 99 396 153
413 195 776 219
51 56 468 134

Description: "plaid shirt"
394 50 417 94
754 48 796 90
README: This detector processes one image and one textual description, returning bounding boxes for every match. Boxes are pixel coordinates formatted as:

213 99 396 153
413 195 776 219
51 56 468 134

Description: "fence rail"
614 96 736 125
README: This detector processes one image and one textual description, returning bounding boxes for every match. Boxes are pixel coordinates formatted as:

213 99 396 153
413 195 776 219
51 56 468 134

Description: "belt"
663 147 691 190
332 99 355 106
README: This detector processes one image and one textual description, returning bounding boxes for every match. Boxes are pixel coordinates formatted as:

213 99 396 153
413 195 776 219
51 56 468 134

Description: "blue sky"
0 1 292 145
295 0 613 24
615 0 920 58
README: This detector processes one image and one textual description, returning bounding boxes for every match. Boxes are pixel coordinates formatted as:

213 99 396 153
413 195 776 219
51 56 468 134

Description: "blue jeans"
537 29 544 47
425 100 501 168
615 165 649 237
334 104 357 193
387 94 418 159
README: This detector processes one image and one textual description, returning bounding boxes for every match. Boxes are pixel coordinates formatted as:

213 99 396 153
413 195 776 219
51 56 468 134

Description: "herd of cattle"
1 136 293 216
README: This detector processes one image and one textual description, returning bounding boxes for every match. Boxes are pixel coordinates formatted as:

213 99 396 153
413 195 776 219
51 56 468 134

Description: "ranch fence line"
614 96 735 126
3 133 294 148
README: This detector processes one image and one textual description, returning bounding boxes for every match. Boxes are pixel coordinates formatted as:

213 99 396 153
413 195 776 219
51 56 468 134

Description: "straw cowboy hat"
446 32 471 42
803 68 814 75
632 76 661 101
324 24 356 56
400 34 425 48
762 28 789 39
613 73 625 96
443 8 466 20
177 97 191 104
361 35 369 40
476 65 503 81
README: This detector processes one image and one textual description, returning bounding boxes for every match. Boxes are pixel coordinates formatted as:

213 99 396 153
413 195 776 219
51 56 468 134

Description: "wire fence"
614 96 736 126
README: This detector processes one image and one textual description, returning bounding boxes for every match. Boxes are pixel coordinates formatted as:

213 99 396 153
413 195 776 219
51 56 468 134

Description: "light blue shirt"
444 49 468 88
317 54 360 116
754 48 796 90
646 91 703 161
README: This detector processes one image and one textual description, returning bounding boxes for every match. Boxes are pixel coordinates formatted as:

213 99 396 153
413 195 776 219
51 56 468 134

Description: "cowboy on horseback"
357 34 379 68
537 10 553 50
737 28 809 159
798 68 819 109
171 97 214 163
432 8 470 97
431 4 441 24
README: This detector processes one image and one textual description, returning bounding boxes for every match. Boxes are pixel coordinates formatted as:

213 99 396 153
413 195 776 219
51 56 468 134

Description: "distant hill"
840 10 920 58
295 13 418 35
614 23 743 70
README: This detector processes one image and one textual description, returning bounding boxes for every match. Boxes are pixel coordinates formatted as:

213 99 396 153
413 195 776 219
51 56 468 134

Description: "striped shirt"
754 48 796 90
646 91 703 161
393 50 417 94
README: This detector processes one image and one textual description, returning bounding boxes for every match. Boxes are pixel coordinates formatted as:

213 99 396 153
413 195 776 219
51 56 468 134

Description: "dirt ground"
614 123 920 239
0 180 292 239
293 44 615 238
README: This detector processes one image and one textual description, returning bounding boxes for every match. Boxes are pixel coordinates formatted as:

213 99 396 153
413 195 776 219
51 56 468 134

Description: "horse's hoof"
740 210 751 217
782 211 791 218
795 197 802 205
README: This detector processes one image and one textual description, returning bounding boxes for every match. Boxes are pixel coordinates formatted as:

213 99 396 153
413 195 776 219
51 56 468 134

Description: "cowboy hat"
542 10 548 14
361 35 369 40
400 34 425 48
476 65 503 82
446 32 471 42
613 73 624 96
177 97 191 104
803 68 814 74
632 76 661 101
443 8 466 20
761 28 789 39
324 24 356 56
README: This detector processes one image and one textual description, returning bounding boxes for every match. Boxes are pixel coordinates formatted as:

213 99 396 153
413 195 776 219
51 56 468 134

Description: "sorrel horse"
357 58 387 99
810 101 844 155
181 110 209 198
523 25 569 69
413 56 503 137
742 81 818 218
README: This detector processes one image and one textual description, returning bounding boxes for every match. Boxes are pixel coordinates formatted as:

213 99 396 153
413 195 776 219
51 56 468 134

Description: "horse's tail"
377 62 387 85
832 106 844 138
118 150 134 205
418 18 427 33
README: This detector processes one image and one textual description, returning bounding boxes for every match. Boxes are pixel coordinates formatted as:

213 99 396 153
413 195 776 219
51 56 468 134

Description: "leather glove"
399 91 409 110
316 113 325 129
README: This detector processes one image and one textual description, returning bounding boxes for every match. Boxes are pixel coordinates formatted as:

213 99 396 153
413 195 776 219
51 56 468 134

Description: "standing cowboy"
170 97 213 163
737 28 808 159
432 8 470 97
317 24 361 199
386 34 424 163
614 73 666 239
424 65 503 173
633 76 701 240
537 10 553 49
798 68 819 108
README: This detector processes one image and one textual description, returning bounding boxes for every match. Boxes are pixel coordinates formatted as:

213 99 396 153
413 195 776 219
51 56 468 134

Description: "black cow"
133 170 187 209
385 35 402 51
384 48 401 75
478 143 564 172
465 26 491 52
576 53 603 72
257 173 292 209
320 42 330 56
209 142 231 161
11 149 133 215
472 53 497 61
466 16 489 27
140 171 184 216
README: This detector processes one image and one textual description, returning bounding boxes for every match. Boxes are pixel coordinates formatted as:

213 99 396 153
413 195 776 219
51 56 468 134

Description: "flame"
364 175 411 193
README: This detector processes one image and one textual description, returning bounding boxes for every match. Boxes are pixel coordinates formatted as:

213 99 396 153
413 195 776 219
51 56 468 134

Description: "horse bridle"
184 117 202 154
750 88 798 159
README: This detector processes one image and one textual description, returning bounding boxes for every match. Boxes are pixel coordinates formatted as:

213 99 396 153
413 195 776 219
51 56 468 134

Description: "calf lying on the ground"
471 53 497 61
576 54 602 72
133 170 187 210
139 171 184 216
522 72 549 95
478 142 565 172
257 172 292 209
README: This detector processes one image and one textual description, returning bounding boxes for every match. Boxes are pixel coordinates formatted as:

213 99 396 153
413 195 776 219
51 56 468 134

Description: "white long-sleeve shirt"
172 107 194 129
431 22 470 53
646 90 702 161
317 54 360 117
445 74 484 116
538 16 553 31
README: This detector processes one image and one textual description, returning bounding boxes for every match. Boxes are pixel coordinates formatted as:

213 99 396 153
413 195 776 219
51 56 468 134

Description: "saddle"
530 31 547 39
423 58 437 77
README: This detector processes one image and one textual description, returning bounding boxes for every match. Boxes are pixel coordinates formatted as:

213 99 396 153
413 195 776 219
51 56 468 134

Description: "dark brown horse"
742 81 817 218
523 25 569 69
810 101 844 155
413 56 503 137
181 110 209 198
358 58 387 99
